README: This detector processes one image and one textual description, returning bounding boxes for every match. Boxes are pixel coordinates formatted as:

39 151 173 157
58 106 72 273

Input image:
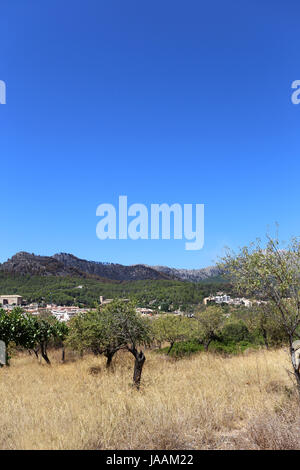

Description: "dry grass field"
0 348 299 450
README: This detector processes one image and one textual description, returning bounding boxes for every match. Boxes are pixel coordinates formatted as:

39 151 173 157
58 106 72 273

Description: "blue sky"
0 0 299 268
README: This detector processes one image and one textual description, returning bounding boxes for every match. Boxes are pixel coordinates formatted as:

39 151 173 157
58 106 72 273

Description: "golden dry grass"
0 348 299 450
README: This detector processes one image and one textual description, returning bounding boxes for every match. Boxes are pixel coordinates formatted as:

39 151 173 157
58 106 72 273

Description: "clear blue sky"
0 1 299 268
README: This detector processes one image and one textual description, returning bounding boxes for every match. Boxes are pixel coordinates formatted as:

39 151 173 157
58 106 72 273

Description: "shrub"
221 320 250 344
157 341 204 358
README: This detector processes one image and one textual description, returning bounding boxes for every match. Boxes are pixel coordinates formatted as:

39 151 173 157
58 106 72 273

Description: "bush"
221 320 251 344
157 338 260 358
208 340 258 355
157 341 204 358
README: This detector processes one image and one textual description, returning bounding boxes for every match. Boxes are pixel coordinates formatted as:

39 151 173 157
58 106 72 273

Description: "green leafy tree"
26 314 66 365
68 300 151 388
68 307 124 368
221 320 250 344
194 305 224 351
33 318 56 364
55 322 69 362
239 305 286 348
152 315 192 354
0 308 36 365
219 235 300 396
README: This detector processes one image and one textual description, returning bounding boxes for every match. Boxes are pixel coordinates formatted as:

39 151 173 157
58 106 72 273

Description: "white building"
0 295 23 306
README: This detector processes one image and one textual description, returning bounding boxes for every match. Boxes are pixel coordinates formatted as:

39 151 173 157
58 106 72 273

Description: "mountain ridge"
0 251 221 282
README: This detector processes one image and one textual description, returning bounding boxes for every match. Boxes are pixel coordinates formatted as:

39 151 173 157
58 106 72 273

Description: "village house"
136 307 154 316
203 293 253 308
0 295 23 306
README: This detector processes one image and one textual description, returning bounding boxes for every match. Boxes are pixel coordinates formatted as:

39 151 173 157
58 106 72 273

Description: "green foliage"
221 320 250 344
0 272 231 308
68 300 151 366
0 307 69 365
232 305 287 347
208 340 258 355
193 305 224 350
152 315 193 353
219 235 300 344
219 234 300 396
157 338 258 357
0 308 33 351
154 304 283 358
157 341 204 357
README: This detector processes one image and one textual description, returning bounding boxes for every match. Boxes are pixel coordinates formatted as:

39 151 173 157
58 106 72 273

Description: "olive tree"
194 305 224 351
55 321 69 362
0 308 33 365
68 300 151 388
219 235 300 396
107 301 151 388
26 314 67 365
68 306 124 368
0 308 68 366
152 315 192 354
240 304 286 349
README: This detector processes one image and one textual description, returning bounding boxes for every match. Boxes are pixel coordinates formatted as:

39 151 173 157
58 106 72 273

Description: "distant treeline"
0 272 231 309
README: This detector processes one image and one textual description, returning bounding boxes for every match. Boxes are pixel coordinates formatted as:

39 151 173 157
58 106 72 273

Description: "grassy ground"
0 348 299 450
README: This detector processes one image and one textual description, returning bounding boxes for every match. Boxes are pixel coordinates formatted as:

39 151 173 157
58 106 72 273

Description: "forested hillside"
0 272 230 308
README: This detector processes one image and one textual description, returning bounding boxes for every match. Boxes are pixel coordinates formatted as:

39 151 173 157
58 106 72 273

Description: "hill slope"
151 265 221 282
0 251 222 282
53 253 170 281
0 252 170 281
0 252 90 278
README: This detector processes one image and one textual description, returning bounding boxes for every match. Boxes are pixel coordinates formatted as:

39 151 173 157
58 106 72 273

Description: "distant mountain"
151 265 222 282
0 252 110 280
53 253 170 281
0 252 221 283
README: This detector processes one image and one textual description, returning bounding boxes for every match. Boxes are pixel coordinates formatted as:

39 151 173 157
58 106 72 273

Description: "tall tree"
219 235 300 396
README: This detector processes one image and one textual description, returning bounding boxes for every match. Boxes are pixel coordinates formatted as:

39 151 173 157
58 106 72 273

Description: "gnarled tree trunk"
105 350 115 369
291 339 300 400
61 345 65 363
40 342 51 365
167 341 175 355
33 347 40 360
128 347 146 389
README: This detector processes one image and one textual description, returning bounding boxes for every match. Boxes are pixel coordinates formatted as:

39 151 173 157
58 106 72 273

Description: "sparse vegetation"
220 235 300 396
1 235 299 449
0 348 299 450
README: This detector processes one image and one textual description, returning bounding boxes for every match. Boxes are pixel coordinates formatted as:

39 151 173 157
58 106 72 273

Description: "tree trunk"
105 350 115 369
40 343 51 365
167 341 175 355
33 348 39 360
262 327 269 349
293 364 300 401
61 345 65 363
132 350 146 389
290 340 300 400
